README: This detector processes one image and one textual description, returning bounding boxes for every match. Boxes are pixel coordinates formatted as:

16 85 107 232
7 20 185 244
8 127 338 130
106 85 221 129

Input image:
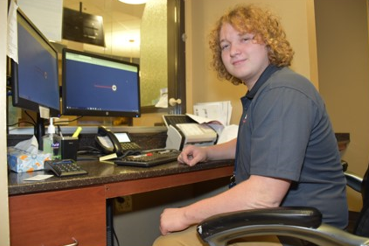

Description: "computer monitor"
62 48 141 118
10 8 60 144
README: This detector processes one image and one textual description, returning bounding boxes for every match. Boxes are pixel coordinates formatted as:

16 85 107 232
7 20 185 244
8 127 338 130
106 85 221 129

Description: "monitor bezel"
61 48 141 118
10 8 60 117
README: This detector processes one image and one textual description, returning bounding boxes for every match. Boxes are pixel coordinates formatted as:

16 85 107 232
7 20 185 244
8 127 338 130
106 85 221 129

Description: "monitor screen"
9 8 60 147
11 9 60 116
62 49 141 118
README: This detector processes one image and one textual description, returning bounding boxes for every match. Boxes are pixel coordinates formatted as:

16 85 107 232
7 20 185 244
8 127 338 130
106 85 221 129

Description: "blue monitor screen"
62 49 141 118
11 9 60 116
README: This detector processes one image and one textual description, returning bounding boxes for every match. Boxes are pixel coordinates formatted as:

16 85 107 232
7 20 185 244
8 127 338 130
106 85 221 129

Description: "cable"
53 115 84 125
112 226 121 246
7 120 35 127
57 125 63 137
24 110 37 125
77 146 102 155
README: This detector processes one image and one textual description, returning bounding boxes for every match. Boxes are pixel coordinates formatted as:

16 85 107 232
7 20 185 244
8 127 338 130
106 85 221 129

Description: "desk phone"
95 126 142 157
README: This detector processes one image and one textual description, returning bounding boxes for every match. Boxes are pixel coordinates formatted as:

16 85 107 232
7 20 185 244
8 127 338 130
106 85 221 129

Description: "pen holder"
59 136 79 161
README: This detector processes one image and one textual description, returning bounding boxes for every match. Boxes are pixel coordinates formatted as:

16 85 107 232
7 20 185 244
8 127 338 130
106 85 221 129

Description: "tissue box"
7 147 52 173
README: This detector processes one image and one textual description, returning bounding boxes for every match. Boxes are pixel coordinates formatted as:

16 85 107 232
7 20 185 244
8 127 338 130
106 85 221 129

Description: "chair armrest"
198 207 322 236
197 207 369 246
345 171 363 192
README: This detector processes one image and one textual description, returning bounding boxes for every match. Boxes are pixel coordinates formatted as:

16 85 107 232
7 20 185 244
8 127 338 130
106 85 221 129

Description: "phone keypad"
120 142 142 150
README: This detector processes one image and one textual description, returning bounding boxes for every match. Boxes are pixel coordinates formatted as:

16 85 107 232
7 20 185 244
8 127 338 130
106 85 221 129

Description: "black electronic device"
62 7 105 47
44 159 88 177
114 148 181 167
10 8 60 145
95 126 142 157
62 48 141 118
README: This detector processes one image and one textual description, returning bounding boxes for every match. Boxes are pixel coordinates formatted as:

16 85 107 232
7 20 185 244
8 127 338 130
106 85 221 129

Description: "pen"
132 153 153 158
72 127 82 138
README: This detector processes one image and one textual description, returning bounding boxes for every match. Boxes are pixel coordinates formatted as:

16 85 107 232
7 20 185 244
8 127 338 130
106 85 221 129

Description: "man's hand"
177 145 208 166
159 207 192 235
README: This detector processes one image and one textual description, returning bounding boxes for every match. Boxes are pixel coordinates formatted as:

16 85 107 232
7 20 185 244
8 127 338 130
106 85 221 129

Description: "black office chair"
197 164 369 246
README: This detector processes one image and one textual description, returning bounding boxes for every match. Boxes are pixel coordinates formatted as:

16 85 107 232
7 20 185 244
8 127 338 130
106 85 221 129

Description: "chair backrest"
361 164 368 205
354 164 369 237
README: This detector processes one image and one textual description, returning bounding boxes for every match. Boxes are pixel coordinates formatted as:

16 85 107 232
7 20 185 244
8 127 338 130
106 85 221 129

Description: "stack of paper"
193 101 232 126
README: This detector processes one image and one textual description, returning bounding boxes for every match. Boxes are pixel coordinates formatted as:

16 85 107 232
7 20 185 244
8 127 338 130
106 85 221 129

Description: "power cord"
112 226 121 246
53 115 84 125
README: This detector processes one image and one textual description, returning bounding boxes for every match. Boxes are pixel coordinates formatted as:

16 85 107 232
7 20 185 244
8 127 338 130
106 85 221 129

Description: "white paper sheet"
17 0 63 41
193 101 232 126
24 175 54 181
155 88 168 108
217 125 239 144
7 0 18 63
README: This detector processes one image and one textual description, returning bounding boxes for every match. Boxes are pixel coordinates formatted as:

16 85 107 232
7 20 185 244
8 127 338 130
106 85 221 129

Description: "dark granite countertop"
7 129 349 196
8 159 235 196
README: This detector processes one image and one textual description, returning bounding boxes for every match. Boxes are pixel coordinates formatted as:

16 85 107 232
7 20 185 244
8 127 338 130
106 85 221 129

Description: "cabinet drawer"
9 186 106 246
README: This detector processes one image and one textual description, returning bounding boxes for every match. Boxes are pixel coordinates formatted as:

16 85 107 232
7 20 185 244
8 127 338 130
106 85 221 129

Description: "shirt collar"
245 64 281 100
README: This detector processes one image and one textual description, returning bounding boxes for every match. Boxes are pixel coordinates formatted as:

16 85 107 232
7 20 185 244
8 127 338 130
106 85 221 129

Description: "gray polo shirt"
234 66 348 229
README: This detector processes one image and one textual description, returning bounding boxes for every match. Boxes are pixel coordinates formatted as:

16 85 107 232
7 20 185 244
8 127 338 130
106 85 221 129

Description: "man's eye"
220 44 229 51
241 34 254 43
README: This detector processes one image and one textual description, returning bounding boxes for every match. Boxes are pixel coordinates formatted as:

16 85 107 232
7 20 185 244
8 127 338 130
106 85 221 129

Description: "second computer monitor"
11 8 60 116
62 49 141 118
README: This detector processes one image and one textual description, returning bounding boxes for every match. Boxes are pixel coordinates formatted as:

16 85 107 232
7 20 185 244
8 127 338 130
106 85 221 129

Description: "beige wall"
316 0 369 211
1 0 10 245
185 0 317 124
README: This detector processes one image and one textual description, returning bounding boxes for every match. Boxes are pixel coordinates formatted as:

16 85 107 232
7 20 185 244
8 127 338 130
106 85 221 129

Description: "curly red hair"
209 4 294 85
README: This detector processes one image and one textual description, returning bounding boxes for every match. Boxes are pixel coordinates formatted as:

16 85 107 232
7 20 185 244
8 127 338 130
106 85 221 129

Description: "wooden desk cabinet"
9 186 106 246
8 161 234 246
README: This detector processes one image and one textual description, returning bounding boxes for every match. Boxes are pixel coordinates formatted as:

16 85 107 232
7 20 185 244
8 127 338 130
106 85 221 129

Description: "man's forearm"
206 138 237 160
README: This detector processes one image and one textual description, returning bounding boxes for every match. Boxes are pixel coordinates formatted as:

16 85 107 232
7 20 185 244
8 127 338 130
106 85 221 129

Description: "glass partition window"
140 0 168 107
61 0 167 108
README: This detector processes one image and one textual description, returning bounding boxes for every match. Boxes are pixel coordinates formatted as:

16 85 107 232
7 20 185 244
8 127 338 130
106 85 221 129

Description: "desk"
8 160 234 246
7 132 349 246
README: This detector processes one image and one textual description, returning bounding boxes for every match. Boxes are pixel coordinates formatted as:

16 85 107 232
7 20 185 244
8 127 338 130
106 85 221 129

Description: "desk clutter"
7 125 172 173
7 125 81 173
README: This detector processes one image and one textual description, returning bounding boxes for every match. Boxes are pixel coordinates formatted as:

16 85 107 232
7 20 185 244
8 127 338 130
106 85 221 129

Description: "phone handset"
95 126 124 157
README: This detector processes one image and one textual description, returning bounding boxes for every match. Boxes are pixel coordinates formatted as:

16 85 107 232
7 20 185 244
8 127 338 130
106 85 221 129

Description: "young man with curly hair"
153 4 348 246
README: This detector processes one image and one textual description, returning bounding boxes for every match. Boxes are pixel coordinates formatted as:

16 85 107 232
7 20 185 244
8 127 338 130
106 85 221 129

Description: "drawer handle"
63 237 79 246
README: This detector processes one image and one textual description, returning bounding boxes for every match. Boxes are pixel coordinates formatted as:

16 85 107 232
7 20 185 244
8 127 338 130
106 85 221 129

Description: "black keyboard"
115 149 181 167
44 159 88 177
162 115 196 127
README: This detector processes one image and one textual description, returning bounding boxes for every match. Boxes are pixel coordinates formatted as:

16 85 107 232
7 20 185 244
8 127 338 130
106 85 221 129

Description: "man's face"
219 23 270 88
